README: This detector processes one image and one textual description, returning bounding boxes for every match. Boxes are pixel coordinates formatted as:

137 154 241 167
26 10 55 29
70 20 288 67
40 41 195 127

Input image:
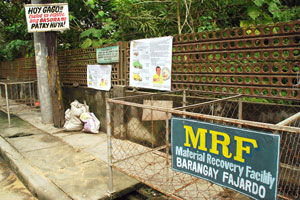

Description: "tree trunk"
45 31 65 127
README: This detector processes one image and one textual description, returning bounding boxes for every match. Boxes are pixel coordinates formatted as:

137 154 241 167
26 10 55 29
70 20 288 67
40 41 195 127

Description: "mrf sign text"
171 117 280 200
24 3 69 32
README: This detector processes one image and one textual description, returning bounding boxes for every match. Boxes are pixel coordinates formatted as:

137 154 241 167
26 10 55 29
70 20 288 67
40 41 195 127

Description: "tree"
0 0 33 61
0 0 299 57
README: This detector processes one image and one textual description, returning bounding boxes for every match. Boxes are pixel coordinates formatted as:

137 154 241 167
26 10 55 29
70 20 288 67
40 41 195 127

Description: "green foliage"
0 0 299 59
0 0 33 61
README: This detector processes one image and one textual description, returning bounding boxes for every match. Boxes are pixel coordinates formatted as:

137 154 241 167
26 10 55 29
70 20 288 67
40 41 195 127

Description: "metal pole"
32 0 53 124
165 112 170 193
5 84 10 127
0 85 2 106
151 96 154 149
29 82 33 106
238 96 243 128
106 100 114 195
183 90 186 118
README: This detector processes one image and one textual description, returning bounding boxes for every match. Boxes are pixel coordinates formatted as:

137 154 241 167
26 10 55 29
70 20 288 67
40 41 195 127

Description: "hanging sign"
171 117 280 200
87 65 112 91
96 46 119 64
24 3 69 32
129 36 173 91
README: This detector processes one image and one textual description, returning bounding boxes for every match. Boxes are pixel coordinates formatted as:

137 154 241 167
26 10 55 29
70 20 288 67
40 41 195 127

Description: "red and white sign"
24 3 69 32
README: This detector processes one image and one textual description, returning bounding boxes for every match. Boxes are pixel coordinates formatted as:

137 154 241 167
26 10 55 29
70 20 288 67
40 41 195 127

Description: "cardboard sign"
171 117 280 200
24 3 69 32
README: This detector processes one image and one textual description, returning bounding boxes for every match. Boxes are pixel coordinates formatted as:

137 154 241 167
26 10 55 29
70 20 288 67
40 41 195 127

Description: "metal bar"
4 84 10 127
151 96 154 149
0 85 2 106
165 111 170 193
107 98 300 133
175 94 242 110
29 82 33 106
277 112 300 126
238 96 243 128
183 90 186 118
114 90 183 100
106 100 114 195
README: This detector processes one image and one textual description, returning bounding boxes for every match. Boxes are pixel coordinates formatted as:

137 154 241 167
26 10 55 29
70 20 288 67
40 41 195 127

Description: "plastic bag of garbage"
63 115 83 131
80 112 100 134
70 100 89 117
63 100 89 131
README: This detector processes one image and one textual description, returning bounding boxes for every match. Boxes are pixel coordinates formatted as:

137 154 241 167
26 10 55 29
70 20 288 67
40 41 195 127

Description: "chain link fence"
107 90 300 200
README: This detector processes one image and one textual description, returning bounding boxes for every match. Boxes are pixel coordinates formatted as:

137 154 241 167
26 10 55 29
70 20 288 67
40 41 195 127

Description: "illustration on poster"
153 66 164 84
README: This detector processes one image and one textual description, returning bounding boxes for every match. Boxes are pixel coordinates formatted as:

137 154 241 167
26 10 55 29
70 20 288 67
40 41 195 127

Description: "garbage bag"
80 112 100 134
63 115 83 131
70 100 89 117
63 100 88 131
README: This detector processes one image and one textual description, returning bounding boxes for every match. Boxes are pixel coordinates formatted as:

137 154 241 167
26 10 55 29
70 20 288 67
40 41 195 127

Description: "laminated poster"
87 65 112 91
129 36 173 91
24 3 69 32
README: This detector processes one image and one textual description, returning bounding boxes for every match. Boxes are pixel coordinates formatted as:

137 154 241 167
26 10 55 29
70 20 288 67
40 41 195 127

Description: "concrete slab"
0 126 42 138
7 134 62 153
55 132 108 163
0 158 37 200
46 160 140 200
23 144 95 174
0 104 141 200
58 132 107 150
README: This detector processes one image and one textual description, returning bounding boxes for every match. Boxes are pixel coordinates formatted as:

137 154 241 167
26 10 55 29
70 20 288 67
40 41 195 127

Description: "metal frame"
0 80 37 127
106 90 300 200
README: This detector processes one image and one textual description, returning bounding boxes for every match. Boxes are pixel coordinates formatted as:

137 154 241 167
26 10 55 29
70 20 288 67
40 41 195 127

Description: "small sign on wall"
96 46 119 64
171 117 280 200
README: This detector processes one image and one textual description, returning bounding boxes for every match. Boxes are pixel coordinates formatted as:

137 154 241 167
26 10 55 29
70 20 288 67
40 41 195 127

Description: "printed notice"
129 36 173 91
24 3 69 32
87 65 112 91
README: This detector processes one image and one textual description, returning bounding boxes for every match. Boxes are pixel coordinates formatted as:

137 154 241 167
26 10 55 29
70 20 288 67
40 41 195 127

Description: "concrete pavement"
0 105 140 200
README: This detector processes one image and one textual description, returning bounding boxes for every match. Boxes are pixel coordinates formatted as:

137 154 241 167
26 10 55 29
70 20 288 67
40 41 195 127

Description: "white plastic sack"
63 115 83 131
70 100 89 117
80 112 100 134
63 100 89 131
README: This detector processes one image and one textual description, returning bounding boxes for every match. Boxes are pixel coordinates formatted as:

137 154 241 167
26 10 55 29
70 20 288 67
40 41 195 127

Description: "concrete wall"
62 86 300 137
62 85 111 132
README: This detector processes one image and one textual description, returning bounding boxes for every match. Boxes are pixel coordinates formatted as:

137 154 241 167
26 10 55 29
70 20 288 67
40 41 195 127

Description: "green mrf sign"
171 117 280 200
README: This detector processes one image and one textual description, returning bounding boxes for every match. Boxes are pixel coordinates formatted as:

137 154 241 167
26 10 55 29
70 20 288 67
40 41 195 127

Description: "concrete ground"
0 104 140 200
0 156 37 200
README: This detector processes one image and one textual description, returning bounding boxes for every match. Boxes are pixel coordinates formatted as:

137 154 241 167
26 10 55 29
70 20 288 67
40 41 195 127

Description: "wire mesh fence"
107 90 300 200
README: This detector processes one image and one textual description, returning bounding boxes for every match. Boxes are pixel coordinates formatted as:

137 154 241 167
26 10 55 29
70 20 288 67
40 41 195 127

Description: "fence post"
5 83 10 127
106 99 114 196
165 111 170 193
183 90 186 118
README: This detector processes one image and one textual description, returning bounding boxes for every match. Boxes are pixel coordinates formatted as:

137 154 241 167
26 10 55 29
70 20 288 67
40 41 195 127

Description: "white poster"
129 36 173 91
24 3 69 32
87 65 112 91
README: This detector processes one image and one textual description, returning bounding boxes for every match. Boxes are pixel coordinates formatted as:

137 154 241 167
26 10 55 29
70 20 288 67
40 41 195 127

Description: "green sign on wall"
171 117 280 200
96 46 119 63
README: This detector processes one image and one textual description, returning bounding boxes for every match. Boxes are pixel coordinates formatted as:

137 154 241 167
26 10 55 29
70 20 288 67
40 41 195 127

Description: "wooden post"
45 31 65 127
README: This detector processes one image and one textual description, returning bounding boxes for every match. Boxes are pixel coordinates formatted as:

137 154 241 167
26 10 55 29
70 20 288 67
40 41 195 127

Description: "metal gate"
107 90 300 200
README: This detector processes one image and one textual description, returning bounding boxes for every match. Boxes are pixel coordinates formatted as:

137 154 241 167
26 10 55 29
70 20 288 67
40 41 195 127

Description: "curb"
0 135 72 200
